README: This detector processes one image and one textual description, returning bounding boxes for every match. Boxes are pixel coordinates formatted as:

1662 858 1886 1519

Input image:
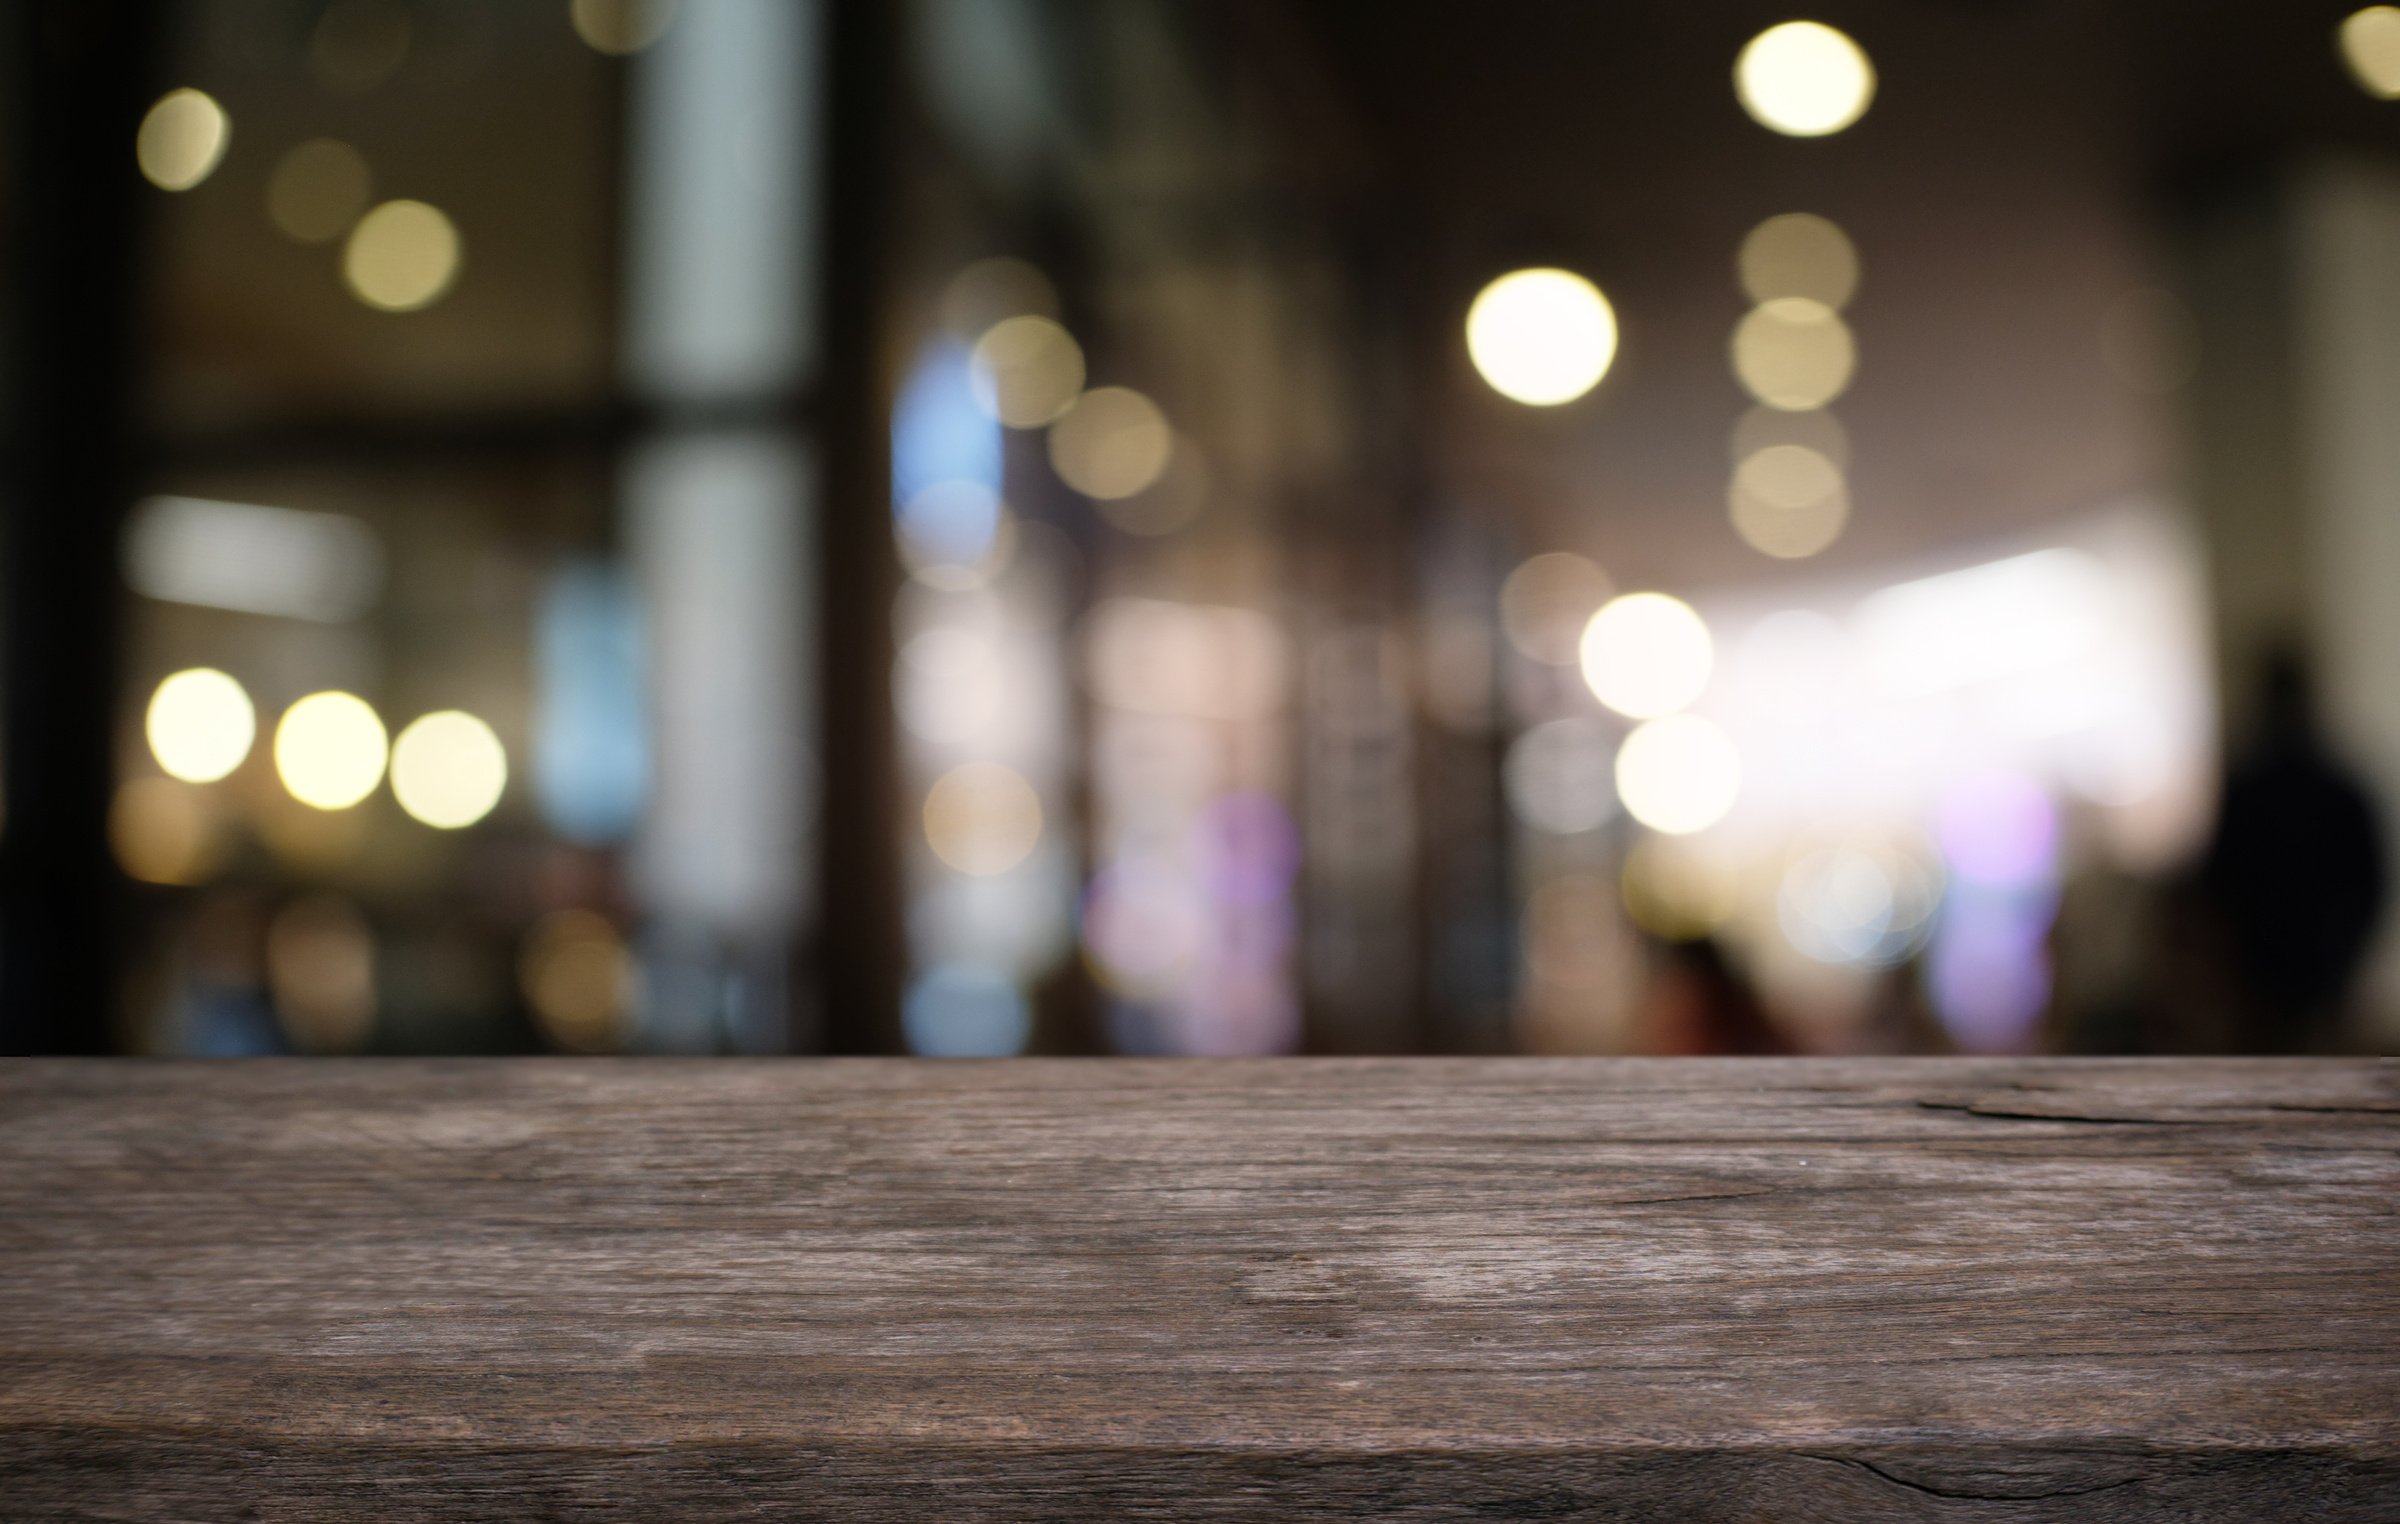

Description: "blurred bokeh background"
5 0 2398 1058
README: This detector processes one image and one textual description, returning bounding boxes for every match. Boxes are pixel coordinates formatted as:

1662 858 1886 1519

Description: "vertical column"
0 0 165 1052
2292 159 2400 1032
811 0 905 1052
618 0 825 1050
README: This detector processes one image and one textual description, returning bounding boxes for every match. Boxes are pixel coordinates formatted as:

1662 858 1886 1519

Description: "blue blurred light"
892 339 1004 508
533 562 650 845
897 480 1002 568
903 962 1032 1057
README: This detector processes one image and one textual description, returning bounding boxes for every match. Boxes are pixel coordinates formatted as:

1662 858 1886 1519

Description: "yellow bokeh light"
1579 592 1714 719
1047 386 1173 500
390 710 507 829
136 88 230 191
1500 551 1614 665
971 315 1085 428
1466 268 1618 406
923 760 1043 876
1730 443 1849 558
145 668 256 783
521 909 636 1052
274 691 388 810
1736 21 1876 137
571 0 678 54
267 895 377 1053
266 138 372 243
942 256 1059 339
2341 7 2400 97
1616 714 1742 835
343 199 462 312
1733 296 1856 411
110 777 228 887
1740 212 1859 308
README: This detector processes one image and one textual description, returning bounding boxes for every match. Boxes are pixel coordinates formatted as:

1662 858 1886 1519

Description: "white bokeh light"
145 668 256 784
1735 22 1876 137
274 691 389 811
390 710 508 829
1579 592 1714 719
1466 268 1618 406
1616 714 1742 835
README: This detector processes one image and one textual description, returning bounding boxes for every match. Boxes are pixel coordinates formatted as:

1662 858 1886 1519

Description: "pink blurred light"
1936 770 2059 889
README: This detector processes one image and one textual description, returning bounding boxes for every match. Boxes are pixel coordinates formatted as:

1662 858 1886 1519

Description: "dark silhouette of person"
1641 936 1790 1055
2201 649 2388 1053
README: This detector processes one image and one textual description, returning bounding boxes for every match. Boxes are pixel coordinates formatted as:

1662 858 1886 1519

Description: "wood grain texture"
2 1057 2396 1521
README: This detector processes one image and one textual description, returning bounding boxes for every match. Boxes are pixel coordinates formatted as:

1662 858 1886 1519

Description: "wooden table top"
3 1056 2395 1520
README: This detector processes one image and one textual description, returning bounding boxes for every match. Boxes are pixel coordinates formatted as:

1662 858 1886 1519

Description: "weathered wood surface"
2 1057 2396 1521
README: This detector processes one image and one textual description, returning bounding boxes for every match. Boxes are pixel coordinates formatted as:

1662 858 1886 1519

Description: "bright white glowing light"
343 200 462 312
1466 268 1618 406
1579 592 1714 719
1853 548 2107 699
146 668 257 784
1616 714 1742 835
1736 22 1876 137
136 89 230 191
124 495 385 622
390 710 507 828
274 691 389 810
2341 7 2400 97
